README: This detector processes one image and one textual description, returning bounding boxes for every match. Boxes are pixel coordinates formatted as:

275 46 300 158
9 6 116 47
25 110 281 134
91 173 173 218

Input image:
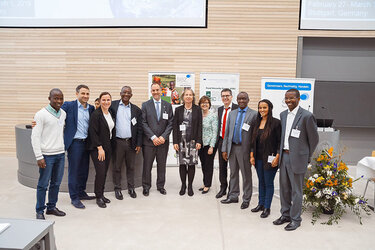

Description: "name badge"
268 155 276 163
163 113 169 120
291 129 300 138
131 117 137 126
180 124 186 131
242 123 250 131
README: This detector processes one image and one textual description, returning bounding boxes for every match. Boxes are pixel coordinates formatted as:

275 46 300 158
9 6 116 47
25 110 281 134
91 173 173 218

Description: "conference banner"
148 72 195 106
199 72 240 110
261 77 315 118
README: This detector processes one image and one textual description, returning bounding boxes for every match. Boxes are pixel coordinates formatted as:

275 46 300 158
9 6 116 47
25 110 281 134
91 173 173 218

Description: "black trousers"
91 149 111 198
142 143 169 190
213 137 228 191
179 164 195 188
198 145 214 187
113 138 136 190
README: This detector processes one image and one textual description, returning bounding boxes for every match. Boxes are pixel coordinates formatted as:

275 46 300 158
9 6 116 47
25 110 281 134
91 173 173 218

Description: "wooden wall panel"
1 0 375 155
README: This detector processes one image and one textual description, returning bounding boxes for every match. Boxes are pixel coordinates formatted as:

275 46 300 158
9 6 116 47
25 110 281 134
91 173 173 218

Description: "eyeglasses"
221 95 231 98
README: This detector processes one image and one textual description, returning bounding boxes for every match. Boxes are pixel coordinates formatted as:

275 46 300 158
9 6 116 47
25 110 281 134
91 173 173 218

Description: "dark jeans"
91 150 111 198
113 138 136 190
198 145 214 187
67 139 90 201
255 159 277 209
36 153 65 214
213 137 228 191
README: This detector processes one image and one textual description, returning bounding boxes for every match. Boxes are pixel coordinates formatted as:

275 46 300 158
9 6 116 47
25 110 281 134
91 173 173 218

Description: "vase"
322 207 334 215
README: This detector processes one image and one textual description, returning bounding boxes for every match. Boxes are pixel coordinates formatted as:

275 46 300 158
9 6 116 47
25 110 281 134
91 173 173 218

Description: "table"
356 157 375 179
0 218 55 250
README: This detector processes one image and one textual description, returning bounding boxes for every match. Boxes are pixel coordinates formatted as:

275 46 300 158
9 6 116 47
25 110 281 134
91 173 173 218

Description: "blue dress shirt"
74 100 90 139
116 102 132 139
232 107 248 144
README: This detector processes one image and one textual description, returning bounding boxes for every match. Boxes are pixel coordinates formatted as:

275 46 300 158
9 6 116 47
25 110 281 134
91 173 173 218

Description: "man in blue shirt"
110 86 143 200
221 92 257 209
62 85 95 209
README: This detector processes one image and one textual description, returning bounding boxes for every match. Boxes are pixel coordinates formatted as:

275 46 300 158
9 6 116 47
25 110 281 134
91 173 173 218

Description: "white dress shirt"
220 103 234 138
283 105 300 150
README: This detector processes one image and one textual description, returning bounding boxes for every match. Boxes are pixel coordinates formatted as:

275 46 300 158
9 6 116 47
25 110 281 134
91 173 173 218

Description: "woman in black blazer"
173 89 202 196
249 99 281 218
88 92 115 208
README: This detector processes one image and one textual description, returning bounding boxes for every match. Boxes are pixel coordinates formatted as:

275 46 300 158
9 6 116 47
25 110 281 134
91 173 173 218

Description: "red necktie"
222 107 230 138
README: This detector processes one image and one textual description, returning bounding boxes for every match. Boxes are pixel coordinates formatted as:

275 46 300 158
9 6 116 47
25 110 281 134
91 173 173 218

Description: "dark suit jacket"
110 100 143 150
216 103 239 145
61 100 95 150
279 107 319 174
141 99 173 146
250 117 281 170
172 104 203 145
88 108 115 153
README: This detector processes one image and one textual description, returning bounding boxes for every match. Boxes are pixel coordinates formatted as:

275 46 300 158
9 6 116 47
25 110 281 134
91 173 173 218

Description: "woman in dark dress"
173 89 202 196
88 92 115 208
249 99 281 218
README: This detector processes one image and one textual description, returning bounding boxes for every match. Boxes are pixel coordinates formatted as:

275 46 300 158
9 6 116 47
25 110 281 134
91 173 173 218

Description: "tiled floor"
0 156 374 250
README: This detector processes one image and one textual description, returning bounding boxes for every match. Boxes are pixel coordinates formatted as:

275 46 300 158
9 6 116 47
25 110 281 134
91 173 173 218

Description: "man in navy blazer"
273 88 319 231
110 86 143 200
61 84 95 209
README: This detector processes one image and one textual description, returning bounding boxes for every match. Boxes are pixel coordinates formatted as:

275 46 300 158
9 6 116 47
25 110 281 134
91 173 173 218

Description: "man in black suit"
214 88 238 198
110 86 143 200
141 83 173 196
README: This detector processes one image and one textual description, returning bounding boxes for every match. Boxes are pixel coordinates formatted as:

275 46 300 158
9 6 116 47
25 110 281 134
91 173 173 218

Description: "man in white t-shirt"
31 88 67 220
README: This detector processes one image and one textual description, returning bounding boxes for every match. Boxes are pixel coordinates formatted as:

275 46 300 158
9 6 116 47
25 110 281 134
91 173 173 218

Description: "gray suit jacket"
279 106 319 174
141 99 174 146
221 107 257 158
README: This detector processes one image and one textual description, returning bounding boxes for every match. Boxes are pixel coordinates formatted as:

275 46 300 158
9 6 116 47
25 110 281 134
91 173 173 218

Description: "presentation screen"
0 0 207 27
300 0 375 30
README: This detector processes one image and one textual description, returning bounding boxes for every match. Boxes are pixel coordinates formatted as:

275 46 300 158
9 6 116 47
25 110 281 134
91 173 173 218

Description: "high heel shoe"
202 187 210 194
179 185 186 196
198 187 204 191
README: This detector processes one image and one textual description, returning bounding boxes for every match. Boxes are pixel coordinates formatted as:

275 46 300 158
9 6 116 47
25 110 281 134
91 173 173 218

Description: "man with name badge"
221 92 257 209
141 82 174 196
273 88 319 231
111 86 143 200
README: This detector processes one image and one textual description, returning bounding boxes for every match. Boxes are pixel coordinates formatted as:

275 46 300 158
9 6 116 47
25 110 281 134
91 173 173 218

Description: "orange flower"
327 147 333 157
333 180 338 186
325 180 333 187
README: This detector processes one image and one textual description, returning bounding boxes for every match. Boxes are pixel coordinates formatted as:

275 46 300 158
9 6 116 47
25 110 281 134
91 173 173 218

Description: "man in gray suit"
141 82 174 196
221 92 257 209
273 88 319 231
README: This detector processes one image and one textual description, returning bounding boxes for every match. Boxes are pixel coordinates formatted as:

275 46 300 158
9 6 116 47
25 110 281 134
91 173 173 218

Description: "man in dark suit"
141 82 173 196
214 88 238 198
61 84 95 209
273 88 319 231
110 86 143 200
221 92 257 209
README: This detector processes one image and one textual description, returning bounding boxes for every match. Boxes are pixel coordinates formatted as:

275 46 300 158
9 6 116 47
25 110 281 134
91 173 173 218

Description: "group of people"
31 82 318 231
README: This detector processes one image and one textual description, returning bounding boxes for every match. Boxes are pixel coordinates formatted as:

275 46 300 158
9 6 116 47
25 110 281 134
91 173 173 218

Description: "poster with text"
199 73 240 109
261 77 315 119
148 72 195 106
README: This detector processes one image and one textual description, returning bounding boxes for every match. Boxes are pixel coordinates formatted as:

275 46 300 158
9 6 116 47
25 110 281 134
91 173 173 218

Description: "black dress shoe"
46 207 66 216
128 189 137 198
251 205 265 213
79 192 96 200
179 185 186 196
202 188 210 194
102 196 111 203
273 216 291 225
157 188 167 195
284 221 300 231
96 198 106 208
215 189 227 199
115 190 123 200
240 201 249 209
36 213 45 220
188 187 194 196
260 208 271 218
143 189 149 196
221 198 239 204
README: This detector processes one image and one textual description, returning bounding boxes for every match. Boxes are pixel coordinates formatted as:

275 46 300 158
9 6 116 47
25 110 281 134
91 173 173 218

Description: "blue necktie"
233 110 244 144
156 101 160 121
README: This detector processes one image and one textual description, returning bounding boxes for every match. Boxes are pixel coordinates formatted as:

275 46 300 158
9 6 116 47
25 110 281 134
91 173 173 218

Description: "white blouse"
103 112 115 139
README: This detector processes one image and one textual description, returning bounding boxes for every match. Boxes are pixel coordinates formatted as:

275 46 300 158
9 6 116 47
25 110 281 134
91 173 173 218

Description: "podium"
314 128 340 158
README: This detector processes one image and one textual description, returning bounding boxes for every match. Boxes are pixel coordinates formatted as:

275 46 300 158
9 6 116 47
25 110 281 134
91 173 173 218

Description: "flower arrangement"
302 147 371 225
